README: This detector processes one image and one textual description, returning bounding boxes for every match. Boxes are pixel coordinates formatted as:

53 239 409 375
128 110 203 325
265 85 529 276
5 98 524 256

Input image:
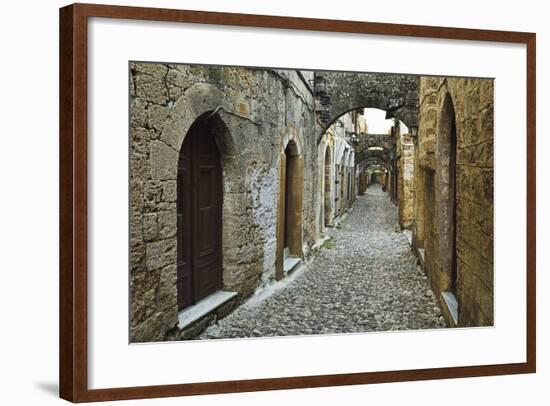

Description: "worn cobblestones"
199 185 446 339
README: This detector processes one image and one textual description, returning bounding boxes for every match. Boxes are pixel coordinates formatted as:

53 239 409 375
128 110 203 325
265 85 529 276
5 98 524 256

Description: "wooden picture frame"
59 3 536 402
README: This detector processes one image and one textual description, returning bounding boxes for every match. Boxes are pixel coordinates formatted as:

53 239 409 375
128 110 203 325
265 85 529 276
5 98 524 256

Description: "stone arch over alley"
314 71 419 133
314 103 415 242
129 63 494 342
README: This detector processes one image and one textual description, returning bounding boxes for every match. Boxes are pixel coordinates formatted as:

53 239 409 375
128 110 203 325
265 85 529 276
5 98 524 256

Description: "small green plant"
322 238 336 249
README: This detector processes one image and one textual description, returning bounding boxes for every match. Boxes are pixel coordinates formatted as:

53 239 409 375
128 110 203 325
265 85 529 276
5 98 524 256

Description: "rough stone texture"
199 185 445 339
129 63 317 342
397 133 415 228
413 77 494 327
315 72 419 132
411 142 425 246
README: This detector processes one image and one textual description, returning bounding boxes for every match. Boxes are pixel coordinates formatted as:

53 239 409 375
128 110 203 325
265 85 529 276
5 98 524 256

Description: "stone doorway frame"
275 127 304 280
154 83 247 329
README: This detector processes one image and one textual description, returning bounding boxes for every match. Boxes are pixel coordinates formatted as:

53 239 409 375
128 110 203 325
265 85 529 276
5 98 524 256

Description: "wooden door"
177 121 222 310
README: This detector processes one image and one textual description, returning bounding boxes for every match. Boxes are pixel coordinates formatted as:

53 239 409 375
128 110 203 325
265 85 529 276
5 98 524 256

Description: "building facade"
412 77 494 327
130 63 320 341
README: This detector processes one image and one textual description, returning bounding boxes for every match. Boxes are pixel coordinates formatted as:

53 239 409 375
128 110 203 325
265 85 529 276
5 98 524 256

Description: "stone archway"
156 84 245 312
275 129 304 280
436 93 459 297
314 72 419 134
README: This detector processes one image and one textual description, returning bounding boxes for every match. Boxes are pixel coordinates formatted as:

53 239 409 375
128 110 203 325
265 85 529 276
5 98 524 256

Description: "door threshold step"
283 257 301 274
441 291 459 327
402 229 413 246
416 247 426 268
177 290 238 330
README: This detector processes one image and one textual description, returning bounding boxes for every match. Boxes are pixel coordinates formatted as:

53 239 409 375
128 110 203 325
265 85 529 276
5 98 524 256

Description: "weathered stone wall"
412 144 425 247
422 169 437 281
397 133 415 228
414 76 494 327
129 63 316 342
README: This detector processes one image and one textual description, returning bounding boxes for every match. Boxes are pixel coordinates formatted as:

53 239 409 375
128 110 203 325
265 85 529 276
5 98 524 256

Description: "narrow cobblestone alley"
129 65 495 342
200 184 446 339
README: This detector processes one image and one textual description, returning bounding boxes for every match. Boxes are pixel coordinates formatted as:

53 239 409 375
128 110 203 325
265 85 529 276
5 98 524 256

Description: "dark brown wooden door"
177 121 222 311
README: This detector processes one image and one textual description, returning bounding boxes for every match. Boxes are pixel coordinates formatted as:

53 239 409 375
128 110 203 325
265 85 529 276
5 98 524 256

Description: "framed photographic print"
59 3 536 402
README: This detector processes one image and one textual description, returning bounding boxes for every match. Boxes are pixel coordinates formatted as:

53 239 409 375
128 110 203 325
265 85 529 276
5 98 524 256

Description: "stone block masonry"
398 133 415 229
129 63 318 342
413 77 494 327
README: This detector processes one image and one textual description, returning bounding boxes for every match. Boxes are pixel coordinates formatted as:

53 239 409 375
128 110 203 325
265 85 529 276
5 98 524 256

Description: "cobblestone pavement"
199 184 446 339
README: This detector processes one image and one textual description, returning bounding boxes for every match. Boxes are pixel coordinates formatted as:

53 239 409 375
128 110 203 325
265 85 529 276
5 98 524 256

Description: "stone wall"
397 133 415 228
413 76 494 327
129 63 317 342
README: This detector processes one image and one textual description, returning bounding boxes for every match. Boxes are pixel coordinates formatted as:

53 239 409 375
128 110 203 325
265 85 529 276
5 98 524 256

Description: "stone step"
177 290 238 330
441 291 458 327
283 257 301 275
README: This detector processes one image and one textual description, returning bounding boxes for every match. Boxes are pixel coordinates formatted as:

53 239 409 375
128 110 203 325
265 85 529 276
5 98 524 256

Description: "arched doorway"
176 119 223 310
437 93 458 296
283 141 302 257
324 146 332 227
339 150 348 214
276 138 303 280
